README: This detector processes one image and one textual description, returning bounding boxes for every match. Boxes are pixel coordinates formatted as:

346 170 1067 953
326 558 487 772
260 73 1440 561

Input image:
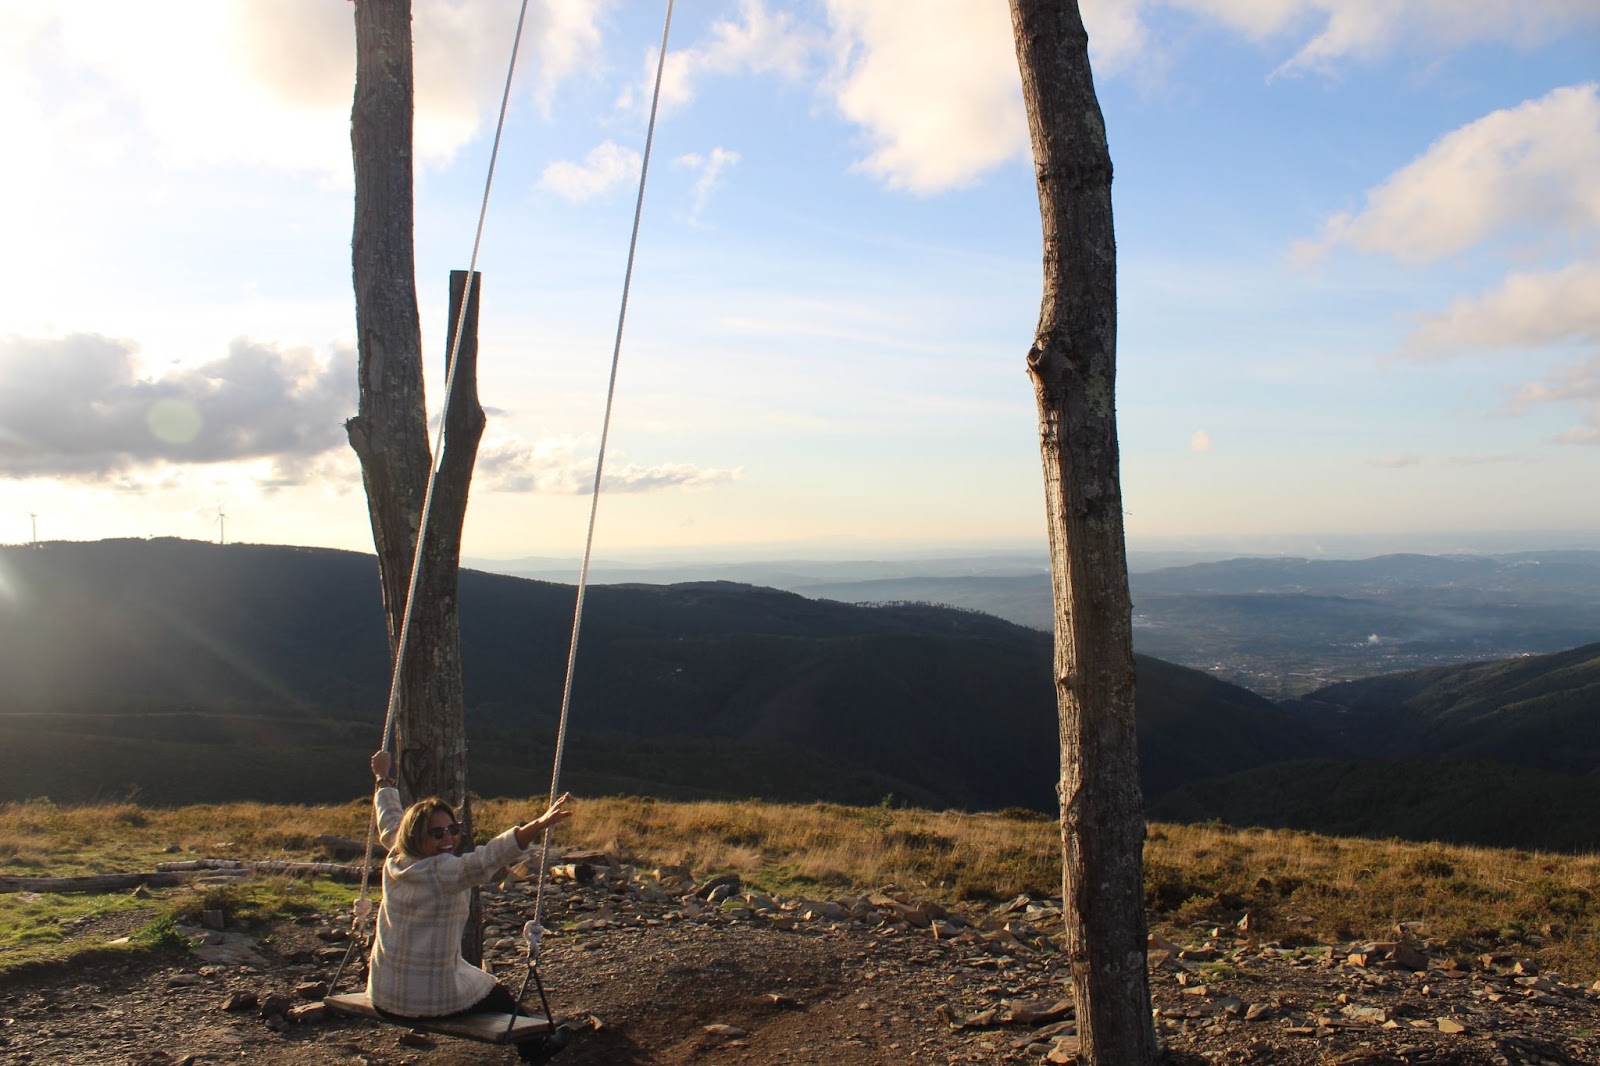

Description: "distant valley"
2 539 1598 852
626 551 1600 698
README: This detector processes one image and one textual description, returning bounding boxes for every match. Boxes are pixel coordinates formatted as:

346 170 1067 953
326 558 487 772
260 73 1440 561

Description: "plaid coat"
366 787 527 1016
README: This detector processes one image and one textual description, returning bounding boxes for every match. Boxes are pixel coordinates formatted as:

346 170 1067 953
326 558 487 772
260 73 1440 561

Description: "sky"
1 0 1597 562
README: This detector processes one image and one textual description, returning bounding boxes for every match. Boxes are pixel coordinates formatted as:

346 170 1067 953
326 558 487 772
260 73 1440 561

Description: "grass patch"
6 796 1600 980
0 890 161 973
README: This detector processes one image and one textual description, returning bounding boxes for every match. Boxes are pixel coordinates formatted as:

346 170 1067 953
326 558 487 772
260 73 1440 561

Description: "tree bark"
1009 3 1156 1063
347 0 486 967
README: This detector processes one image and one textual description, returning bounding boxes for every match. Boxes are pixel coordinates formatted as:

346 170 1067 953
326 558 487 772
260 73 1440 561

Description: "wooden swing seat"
325 991 553 1044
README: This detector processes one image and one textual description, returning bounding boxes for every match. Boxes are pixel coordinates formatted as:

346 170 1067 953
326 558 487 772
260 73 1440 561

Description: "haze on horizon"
2 1 1596 561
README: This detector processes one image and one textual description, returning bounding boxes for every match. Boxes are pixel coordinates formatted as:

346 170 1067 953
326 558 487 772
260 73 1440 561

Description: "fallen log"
155 858 373 881
249 860 372 882
1 872 198 893
153 859 246 872
3 859 375 893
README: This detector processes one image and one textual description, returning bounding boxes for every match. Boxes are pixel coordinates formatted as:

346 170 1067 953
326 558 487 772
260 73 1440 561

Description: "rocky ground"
3 853 1599 1065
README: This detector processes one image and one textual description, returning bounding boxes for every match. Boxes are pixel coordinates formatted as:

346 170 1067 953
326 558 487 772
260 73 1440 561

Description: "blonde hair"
395 796 457 860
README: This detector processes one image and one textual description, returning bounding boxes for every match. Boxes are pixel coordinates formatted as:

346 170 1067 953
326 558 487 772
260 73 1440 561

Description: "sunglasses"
427 823 462 840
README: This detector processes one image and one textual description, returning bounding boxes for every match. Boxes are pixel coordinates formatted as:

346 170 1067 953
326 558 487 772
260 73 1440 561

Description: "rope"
531 0 676 929
335 0 537 992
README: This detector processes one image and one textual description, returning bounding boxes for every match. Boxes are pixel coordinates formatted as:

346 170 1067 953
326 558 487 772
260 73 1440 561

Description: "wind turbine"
29 512 37 547
216 505 227 546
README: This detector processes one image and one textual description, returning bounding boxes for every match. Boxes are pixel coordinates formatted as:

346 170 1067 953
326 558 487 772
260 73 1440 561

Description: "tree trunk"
347 0 487 964
1009 3 1156 1063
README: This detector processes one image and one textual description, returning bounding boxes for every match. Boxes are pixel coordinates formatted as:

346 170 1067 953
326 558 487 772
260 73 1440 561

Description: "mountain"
0 538 1309 811
1154 643 1600 850
788 552 1600 696
1282 642 1600 773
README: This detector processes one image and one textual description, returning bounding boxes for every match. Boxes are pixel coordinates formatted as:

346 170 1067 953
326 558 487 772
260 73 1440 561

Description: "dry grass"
4 796 1599 980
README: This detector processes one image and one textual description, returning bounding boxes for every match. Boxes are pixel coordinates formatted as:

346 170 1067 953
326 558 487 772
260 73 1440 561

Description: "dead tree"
1010 2 1157 1062
347 0 486 870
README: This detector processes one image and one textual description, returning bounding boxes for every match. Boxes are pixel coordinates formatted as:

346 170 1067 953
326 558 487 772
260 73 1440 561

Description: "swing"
323 0 675 1055
323 991 552 1044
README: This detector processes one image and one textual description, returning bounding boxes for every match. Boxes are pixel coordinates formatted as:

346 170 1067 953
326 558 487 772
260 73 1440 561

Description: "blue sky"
1 1 1596 560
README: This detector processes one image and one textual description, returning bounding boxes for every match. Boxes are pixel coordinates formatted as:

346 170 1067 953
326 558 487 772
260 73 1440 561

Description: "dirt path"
4 865 1599 1065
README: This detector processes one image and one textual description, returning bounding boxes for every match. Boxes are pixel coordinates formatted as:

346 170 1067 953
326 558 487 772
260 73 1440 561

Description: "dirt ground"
4 866 1600 1066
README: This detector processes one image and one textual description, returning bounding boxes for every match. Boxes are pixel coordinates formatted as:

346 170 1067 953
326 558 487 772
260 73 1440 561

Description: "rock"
997 894 1033 915
293 981 328 1000
1014 1020 1076 1047
219 990 257 1012
999 998 1073 1026
201 909 226 931
398 1029 433 1047
947 1007 999 1029
1148 933 1183 954
1392 942 1430 971
258 993 294 1018
187 929 270 967
693 873 741 899
286 1002 326 1023
550 863 595 883
1437 1017 1469 1034
704 1023 748 1038
653 863 693 884
1213 996 1246 1018
1045 1034 1080 1063
1343 1005 1388 1024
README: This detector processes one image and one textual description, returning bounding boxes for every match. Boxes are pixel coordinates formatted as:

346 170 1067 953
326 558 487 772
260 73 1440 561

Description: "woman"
366 750 572 1023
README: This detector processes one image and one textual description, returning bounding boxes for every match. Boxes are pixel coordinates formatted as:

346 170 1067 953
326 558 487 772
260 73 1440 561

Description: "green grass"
0 892 166 972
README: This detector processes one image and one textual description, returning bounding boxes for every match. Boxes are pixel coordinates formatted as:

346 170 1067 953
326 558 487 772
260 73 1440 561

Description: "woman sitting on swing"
366 751 572 1031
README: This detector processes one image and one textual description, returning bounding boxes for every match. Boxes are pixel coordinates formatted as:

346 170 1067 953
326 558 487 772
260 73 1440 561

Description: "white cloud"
823 0 1029 194
625 0 821 114
1261 0 1600 76
1370 454 1423 468
1446 454 1530 466
1078 0 1155 72
1088 1 1600 77
0 0 604 181
1189 429 1212 452
1298 84 1600 265
1555 417 1600 445
1295 84 1600 446
1510 355 1600 411
0 334 354 480
540 141 642 202
1507 355 1600 445
676 147 742 224
477 436 741 494
1407 261 1600 358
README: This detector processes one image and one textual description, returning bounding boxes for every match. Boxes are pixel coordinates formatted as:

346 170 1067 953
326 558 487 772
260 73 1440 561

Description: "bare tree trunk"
1009 3 1156 1063
347 0 484 861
